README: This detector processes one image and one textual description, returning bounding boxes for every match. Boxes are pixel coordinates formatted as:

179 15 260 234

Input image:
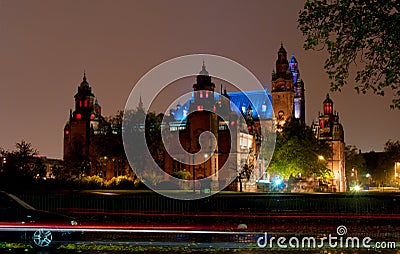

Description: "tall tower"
187 62 219 180
289 53 306 125
312 94 346 192
271 44 295 128
63 73 102 160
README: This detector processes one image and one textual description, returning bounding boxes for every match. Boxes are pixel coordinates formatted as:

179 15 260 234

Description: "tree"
384 140 400 162
268 118 332 181
383 140 400 184
345 145 367 186
0 141 46 180
299 0 400 109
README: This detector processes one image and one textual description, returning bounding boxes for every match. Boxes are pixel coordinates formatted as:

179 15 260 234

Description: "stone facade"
312 94 347 192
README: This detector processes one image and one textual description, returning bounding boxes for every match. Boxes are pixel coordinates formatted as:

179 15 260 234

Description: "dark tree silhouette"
299 0 400 109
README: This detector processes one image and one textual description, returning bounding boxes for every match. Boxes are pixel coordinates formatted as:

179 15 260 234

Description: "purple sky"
0 0 399 159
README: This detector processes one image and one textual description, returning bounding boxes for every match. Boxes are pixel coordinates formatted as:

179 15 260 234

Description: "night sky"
0 0 398 159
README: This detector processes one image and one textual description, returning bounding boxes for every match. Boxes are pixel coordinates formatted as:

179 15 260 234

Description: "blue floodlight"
274 179 282 186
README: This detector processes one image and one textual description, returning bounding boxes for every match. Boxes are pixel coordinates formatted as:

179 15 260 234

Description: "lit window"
76 113 82 119
206 90 209 98
242 106 246 113
79 101 82 107
84 100 88 107
197 105 204 111
200 91 203 98
262 104 267 112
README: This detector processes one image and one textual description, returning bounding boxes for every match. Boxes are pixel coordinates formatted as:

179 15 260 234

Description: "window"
262 104 267 112
76 113 82 119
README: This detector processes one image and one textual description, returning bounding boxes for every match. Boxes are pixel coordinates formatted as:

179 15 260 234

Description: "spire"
289 53 300 83
199 60 209 76
289 53 298 64
278 43 286 53
138 95 143 109
83 71 87 82
275 43 289 78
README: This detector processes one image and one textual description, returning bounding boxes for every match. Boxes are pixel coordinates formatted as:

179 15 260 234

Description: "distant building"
63 73 103 159
63 73 130 180
165 62 272 191
63 45 347 192
164 44 307 191
271 44 306 128
312 94 346 192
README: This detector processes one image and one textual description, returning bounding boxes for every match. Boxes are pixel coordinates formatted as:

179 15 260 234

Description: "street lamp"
204 154 208 178
395 162 400 189
395 162 400 178
1 157 6 173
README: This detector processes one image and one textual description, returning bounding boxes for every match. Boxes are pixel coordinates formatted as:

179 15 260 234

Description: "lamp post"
192 153 196 193
1 157 6 174
204 154 208 178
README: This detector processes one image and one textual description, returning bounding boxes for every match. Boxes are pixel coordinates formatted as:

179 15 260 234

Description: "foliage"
171 169 191 180
382 140 400 182
123 109 165 172
362 140 400 184
71 175 140 189
63 155 91 178
268 119 332 180
345 145 367 185
299 0 400 109
0 141 46 180
384 139 400 162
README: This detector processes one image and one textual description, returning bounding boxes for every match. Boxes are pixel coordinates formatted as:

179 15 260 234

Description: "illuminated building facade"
165 63 273 191
312 94 346 192
63 73 129 180
271 44 306 128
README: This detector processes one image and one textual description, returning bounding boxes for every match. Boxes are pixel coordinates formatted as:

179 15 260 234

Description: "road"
3 190 400 253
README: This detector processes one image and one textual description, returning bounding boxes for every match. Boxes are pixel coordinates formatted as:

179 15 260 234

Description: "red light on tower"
65 130 69 135
90 114 95 120
76 113 82 119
